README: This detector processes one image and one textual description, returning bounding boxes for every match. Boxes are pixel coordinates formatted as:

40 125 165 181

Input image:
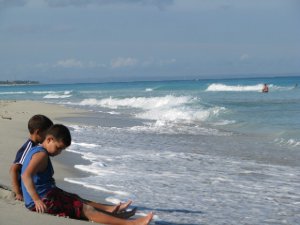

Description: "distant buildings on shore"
0 80 39 85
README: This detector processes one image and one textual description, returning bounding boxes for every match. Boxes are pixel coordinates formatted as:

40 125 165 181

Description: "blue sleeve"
13 140 34 164
13 148 25 164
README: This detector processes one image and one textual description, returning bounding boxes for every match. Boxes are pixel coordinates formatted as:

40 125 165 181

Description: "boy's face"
45 136 66 156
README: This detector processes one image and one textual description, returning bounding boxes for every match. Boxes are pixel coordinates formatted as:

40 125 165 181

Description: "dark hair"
28 115 53 134
47 124 72 147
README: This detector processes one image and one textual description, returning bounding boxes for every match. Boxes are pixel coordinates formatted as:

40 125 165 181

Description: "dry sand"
0 100 91 225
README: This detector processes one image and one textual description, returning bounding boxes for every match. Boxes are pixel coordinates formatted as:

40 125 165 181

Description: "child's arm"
21 152 48 213
9 164 23 201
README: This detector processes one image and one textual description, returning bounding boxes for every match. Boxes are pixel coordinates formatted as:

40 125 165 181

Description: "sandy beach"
0 100 92 225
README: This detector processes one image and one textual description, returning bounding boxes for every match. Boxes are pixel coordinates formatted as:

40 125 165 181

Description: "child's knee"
82 204 97 218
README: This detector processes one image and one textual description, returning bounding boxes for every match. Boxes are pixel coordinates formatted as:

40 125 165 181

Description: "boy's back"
13 139 38 165
10 114 53 201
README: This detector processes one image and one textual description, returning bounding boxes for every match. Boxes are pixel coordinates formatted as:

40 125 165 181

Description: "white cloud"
55 59 83 68
34 58 176 71
53 59 106 69
111 57 138 69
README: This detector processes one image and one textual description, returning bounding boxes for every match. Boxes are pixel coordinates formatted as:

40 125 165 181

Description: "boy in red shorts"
21 124 153 225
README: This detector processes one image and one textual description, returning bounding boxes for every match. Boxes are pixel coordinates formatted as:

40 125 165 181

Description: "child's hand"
15 193 23 201
34 199 47 213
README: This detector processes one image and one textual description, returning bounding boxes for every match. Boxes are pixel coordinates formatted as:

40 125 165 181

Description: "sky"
0 0 300 83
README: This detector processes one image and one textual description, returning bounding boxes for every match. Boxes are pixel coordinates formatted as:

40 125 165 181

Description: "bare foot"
113 200 133 214
119 200 133 212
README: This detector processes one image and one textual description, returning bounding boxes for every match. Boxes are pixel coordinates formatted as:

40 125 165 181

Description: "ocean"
1 76 300 225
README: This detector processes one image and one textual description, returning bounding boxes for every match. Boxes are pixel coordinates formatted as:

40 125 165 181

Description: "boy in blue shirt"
21 124 153 224
10 114 53 201
11 115 136 218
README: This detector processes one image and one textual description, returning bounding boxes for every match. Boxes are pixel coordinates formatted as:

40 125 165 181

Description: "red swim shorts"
31 188 83 219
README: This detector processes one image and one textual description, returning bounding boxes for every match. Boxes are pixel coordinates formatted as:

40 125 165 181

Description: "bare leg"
82 204 153 225
114 200 133 212
86 201 137 219
60 188 133 214
84 200 132 213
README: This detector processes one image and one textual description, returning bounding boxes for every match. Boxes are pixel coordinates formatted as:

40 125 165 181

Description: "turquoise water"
1 76 299 145
1 76 300 224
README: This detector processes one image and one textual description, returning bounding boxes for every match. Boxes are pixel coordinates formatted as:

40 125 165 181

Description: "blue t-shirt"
21 146 56 208
13 139 37 165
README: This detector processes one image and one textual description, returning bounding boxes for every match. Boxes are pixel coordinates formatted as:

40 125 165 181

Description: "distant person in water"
262 83 269 93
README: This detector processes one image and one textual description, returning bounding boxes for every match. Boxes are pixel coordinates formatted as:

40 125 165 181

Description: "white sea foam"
74 163 109 174
78 95 226 130
64 178 130 196
145 88 153 92
80 153 104 161
287 139 300 146
274 138 300 148
72 141 100 149
43 94 72 98
206 83 264 92
0 91 26 95
105 197 122 205
136 106 224 123
96 110 119 114
270 85 296 91
65 148 82 155
79 95 194 109
68 124 86 132
76 95 229 133
43 91 72 98
64 137 300 224
212 120 236 126
68 100 228 136
32 91 56 94
129 123 231 136
136 107 208 122
66 137 103 157
206 83 293 92
107 111 120 115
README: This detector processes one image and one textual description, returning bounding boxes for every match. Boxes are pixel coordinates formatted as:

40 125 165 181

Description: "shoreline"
0 100 103 225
